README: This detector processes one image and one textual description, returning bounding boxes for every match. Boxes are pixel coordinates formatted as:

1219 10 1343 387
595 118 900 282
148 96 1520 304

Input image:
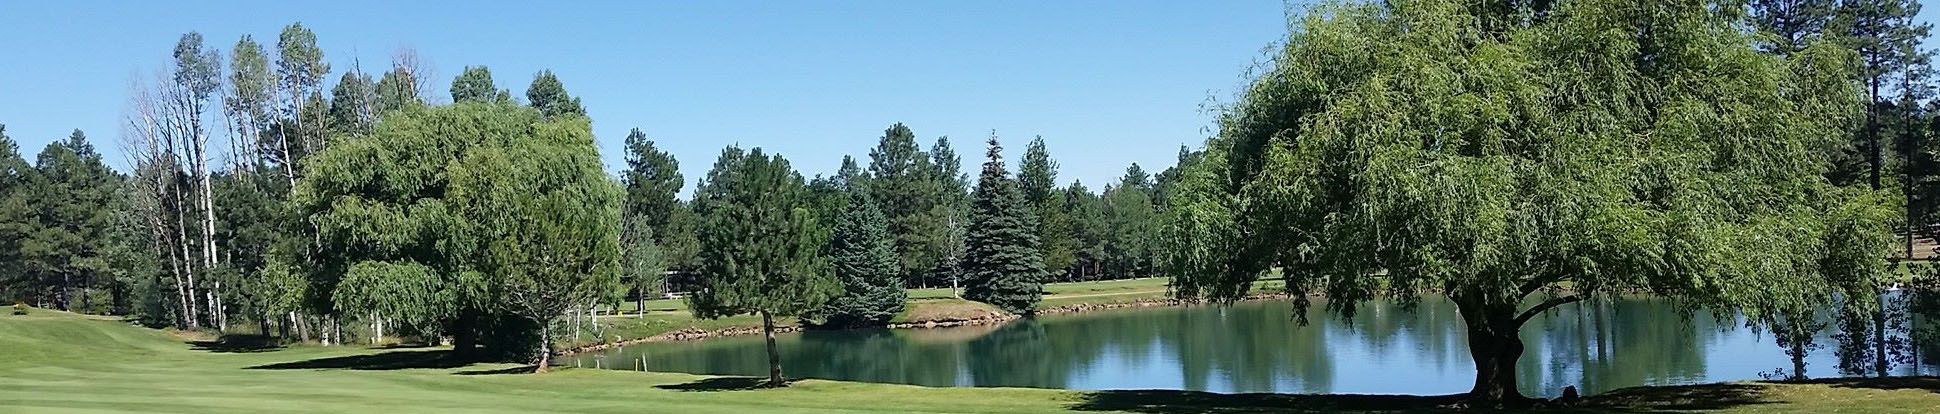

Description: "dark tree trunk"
761 310 784 386
1455 296 1531 405
452 310 478 359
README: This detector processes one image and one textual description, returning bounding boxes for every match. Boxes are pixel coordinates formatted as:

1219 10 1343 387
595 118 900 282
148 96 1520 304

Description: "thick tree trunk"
452 310 478 359
762 310 784 386
1792 342 1809 381
1455 296 1532 405
1465 324 1525 403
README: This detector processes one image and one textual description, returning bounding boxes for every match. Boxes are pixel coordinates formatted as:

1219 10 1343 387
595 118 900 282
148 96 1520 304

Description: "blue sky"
0 1 1289 194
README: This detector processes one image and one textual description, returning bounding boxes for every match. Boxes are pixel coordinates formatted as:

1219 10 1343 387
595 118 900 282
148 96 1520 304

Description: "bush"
11 303 26 316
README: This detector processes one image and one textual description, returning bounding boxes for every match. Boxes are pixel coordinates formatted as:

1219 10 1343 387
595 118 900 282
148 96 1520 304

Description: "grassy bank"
2 308 1936 413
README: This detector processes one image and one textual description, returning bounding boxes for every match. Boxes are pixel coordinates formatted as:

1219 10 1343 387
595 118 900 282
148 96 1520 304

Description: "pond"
564 296 1940 397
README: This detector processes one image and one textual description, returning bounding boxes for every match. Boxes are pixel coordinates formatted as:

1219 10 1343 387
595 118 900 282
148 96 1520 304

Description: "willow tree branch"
1513 294 1584 326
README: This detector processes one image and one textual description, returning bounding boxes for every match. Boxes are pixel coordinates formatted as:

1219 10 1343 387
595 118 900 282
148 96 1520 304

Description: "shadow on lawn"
1804 376 1940 394
655 377 787 392
1068 390 1465 413
248 349 470 371
1071 383 1780 413
453 365 539 376
188 334 283 353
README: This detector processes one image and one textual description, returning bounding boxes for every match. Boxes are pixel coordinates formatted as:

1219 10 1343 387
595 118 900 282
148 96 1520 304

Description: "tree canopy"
1162 0 1888 403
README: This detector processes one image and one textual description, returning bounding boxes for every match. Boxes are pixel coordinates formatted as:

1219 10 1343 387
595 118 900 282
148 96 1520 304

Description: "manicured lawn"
3 308 1936 413
3 309 1940 412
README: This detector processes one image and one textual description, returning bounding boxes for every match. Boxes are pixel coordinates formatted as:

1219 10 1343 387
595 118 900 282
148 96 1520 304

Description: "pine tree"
450 66 511 104
688 146 837 386
960 135 1046 314
867 123 939 287
1104 164 1156 277
525 70 585 118
0 125 36 303
815 185 906 327
1018 136 1076 279
24 130 119 311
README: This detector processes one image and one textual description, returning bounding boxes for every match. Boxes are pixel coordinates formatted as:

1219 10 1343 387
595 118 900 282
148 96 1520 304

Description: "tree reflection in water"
571 297 1940 397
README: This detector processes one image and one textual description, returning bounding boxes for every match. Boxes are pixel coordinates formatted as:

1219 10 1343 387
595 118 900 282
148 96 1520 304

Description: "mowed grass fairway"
5 309 1940 413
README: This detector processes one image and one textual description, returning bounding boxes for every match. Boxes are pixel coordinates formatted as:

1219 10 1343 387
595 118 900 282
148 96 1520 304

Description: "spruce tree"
960 135 1046 314
815 185 906 327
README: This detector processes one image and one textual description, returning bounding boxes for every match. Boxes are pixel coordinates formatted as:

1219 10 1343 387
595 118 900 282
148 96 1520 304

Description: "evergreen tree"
960 135 1046 314
0 125 36 303
867 123 939 287
22 131 118 311
814 185 906 327
450 66 511 104
1751 0 1837 55
1065 181 1107 280
688 146 837 386
1103 164 1155 277
525 70 585 118
328 71 376 136
621 128 684 238
1018 136 1076 278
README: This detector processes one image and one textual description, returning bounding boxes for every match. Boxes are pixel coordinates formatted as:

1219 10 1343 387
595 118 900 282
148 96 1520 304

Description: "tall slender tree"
867 123 941 287
1018 136 1076 278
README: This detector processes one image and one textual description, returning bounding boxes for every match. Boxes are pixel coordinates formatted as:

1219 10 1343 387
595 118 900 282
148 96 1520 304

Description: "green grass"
2 309 1936 413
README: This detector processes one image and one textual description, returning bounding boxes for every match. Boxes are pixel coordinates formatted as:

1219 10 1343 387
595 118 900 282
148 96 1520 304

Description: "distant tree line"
0 22 1191 374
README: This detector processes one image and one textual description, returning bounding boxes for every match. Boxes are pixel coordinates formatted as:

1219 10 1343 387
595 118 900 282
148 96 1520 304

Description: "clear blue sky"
0 1 1290 194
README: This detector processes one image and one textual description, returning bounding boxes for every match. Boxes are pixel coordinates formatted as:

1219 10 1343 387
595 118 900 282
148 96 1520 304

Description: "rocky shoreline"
558 293 1286 355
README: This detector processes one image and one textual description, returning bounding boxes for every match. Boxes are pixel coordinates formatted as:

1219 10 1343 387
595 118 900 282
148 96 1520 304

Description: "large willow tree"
292 102 620 364
1163 0 1892 403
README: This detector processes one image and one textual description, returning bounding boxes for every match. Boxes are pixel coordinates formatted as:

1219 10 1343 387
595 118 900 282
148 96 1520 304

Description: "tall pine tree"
960 135 1046 314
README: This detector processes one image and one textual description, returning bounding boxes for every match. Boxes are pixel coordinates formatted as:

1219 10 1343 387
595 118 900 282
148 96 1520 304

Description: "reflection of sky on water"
570 297 1939 397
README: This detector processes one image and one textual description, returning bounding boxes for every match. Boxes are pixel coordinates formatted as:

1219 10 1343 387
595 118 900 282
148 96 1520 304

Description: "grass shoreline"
3 308 1936 413
562 278 1249 353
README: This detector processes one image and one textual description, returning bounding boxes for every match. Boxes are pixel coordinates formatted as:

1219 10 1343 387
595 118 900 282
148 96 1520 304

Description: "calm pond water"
566 297 1939 397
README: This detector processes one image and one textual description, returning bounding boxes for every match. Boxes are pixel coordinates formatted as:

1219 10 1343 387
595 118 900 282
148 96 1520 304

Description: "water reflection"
569 297 1939 397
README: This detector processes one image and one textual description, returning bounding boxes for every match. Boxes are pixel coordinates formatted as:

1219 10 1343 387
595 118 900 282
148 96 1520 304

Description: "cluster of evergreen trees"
0 22 1191 370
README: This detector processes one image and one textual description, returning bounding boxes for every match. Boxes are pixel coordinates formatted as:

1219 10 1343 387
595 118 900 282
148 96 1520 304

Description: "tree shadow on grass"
654 377 787 392
1800 376 1940 394
1073 383 1779 414
1068 390 1465 413
1573 383 1773 413
188 334 284 353
248 349 471 371
453 365 539 376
